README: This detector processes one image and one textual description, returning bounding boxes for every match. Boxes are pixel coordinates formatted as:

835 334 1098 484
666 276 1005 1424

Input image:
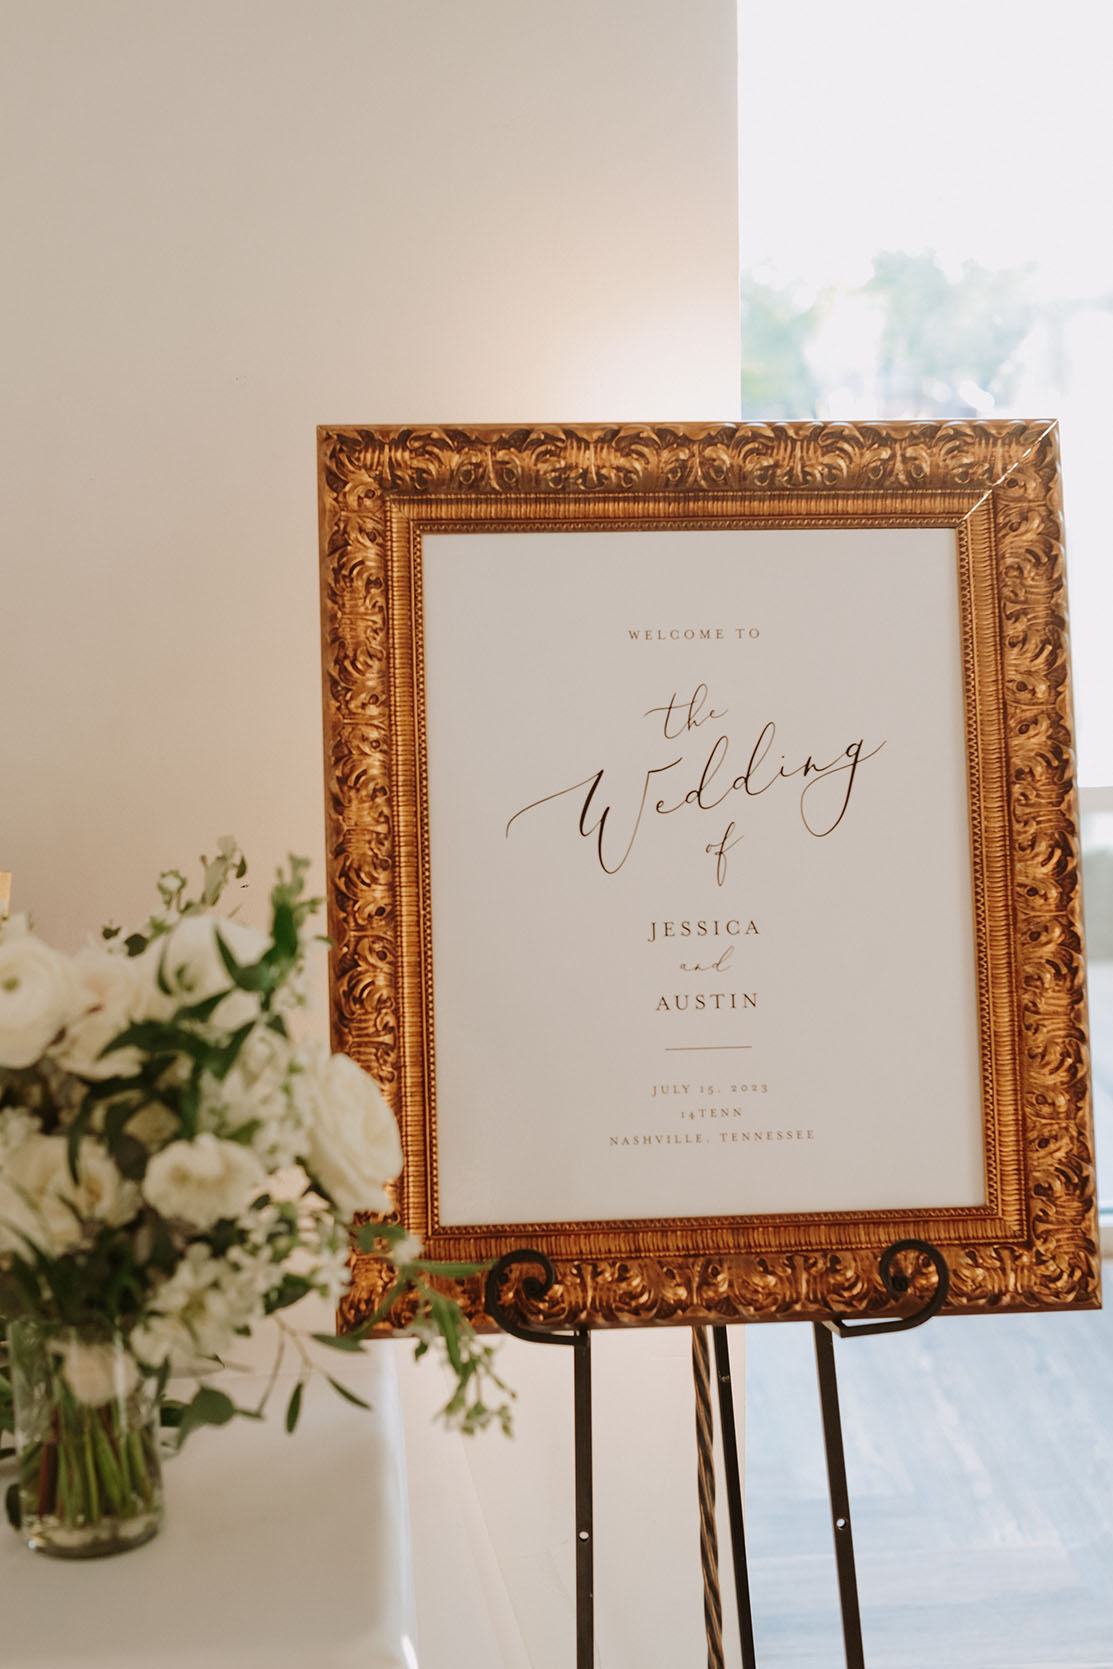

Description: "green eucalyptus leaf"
355 1223 383 1255
178 1073 200 1140
104 1100 138 1146
109 1020 203 1060
83 1071 147 1104
174 990 231 1024
324 1375 371 1411
310 1332 364 1353
225 1118 262 1146
271 901 298 960
112 1133 148 1182
428 1292 466 1374
65 1100 94 1184
214 932 273 993
285 1380 304 1434
194 1387 235 1423
155 944 174 995
207 1020 257 1082
176 1385 237 1446
267 1274 315 1312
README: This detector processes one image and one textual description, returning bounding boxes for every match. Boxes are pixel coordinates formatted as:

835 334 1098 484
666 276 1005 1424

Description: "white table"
2 1344 418 1669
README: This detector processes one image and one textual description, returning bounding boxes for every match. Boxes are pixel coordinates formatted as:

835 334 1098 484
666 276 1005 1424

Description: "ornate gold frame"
318 421 1097 1331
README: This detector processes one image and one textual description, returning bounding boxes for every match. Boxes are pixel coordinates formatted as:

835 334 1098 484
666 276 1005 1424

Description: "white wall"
1 0 739 952
1 4 740 1664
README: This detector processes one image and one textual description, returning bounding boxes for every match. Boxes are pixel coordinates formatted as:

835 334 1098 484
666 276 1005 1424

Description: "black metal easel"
485 1239 950 1669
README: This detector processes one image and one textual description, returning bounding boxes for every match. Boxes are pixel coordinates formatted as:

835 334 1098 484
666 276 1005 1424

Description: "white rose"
142 1132 265 1229
0 1134 141 1256
0 929 82 1069
52 942 152 1079
154 914 270 1030
293 1043 402 1218
59 1338 140 1407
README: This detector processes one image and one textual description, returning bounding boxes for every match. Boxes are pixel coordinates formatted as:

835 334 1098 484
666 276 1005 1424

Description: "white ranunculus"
293 1042 402 1218
52 941 152 1079
0 1136 69 1254
59 1338 140 1406
142 1132 265 1229
0 929 82 1069
70 1139 143 1227
0 1134 141 1257
154 913 270 1030
0 1106 39 1159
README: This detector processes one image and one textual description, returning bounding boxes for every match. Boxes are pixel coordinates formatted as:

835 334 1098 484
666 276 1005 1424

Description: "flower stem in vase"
8 1321 163 1558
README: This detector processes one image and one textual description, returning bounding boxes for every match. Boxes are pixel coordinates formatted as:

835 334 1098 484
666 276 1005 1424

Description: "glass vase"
8 1318 163 1558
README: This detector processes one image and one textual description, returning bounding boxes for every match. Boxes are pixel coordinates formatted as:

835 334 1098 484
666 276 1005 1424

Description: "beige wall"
0 0 740 972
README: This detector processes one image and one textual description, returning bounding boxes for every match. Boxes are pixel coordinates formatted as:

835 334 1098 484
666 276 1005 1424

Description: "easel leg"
813 1323 865 1669
712 1327 757 1669
573 1329 594 1669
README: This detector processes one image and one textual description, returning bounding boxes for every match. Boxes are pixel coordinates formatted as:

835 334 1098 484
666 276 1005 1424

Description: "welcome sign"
318 421 1097 1331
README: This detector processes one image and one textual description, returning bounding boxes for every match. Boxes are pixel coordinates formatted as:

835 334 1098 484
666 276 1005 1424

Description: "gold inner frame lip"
319 420 1095 1329
401 497 1017 1250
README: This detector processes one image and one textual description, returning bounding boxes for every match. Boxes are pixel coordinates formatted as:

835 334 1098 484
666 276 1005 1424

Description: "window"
740 0 1113 1208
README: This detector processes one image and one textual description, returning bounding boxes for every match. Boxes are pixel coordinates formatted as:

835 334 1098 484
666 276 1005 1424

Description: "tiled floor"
745 1291 1113 1667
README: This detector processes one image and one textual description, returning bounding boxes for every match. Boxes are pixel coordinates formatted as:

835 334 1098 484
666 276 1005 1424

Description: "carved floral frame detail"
318 421 1097 1332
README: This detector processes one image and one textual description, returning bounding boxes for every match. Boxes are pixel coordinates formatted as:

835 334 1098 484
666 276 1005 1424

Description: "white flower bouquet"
0 843 510 1553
